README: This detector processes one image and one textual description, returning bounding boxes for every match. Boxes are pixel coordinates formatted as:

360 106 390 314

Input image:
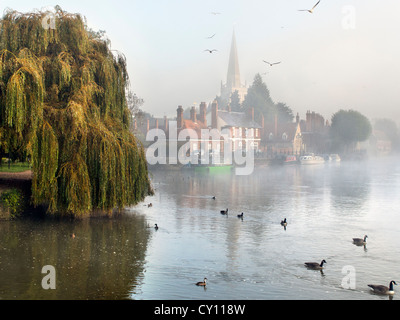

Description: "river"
1 157 399 300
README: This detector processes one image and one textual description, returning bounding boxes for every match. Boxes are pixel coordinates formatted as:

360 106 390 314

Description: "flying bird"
298 0 321 13
263 60 281 66
205 49 218 54
210 12 221 15
206 34 216 39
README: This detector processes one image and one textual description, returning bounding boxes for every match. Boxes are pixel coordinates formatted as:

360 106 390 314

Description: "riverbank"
0 170 144 220
0 171 33 220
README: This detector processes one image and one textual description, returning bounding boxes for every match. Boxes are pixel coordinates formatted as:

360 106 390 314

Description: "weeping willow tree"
0 8 153 218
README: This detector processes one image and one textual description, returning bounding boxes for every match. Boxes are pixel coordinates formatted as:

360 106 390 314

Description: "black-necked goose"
368 281 397 295
155 224 159 231
281 218 288 227
220 209 229 215
305 260 327 270
196 278 208 287
237 213 244 219
353 235 368 246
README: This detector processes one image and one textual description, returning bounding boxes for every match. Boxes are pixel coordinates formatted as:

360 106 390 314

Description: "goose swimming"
368 281 397 295
353 235 368 246
305 260 327 270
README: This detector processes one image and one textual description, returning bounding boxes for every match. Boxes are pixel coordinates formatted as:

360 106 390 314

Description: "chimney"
212 100 219 129
164 116 169 132
190 106 197 123
248 107 255 122
200 102 207 126
260 113 265 130
274 114 278 137
177 106 184 129
306 111 311 132
155 119 159 129
146 119 150 133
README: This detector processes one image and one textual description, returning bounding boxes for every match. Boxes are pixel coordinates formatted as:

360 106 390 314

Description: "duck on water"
220 209 229 216
196 278 208 287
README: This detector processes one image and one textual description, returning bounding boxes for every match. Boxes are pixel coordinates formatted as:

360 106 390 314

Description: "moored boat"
284 155 298 165
330 154 341 162
299 154 325 165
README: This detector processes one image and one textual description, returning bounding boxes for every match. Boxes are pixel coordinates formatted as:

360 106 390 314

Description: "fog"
3 0 400 123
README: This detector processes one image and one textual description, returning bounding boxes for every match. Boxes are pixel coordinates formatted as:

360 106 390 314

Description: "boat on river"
284 155 298 165
299 154 325 165
330 154 341 162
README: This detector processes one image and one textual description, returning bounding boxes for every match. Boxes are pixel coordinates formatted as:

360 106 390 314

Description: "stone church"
220 31 248 104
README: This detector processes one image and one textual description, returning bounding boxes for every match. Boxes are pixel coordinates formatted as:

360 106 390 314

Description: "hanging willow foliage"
0 8 153 218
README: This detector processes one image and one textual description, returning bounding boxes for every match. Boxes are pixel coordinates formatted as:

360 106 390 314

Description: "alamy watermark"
341 265 356 290
342 5 356 30
41 9 56 30
146 121 255 176
41 265 56 290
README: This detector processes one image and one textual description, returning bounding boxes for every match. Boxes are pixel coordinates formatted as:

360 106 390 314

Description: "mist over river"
1 157 400 300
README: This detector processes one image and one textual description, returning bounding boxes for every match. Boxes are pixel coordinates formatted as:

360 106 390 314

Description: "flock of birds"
204 0 323 69
148 195 397 297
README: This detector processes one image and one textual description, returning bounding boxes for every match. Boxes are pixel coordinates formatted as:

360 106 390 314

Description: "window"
282 133 288 141
269 133 274 141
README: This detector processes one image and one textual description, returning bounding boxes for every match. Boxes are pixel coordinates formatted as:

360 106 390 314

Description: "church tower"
221 30 248 105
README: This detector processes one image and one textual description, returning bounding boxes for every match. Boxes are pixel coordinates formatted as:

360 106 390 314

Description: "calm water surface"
1 157 400 300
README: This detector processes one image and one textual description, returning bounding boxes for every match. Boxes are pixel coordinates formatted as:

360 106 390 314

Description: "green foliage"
242 74 275 120
374 118 400 152
0 8 153 218
242 74 294 123
0 188 25 219
275 102 294 123
229 90 241 112
0 162 30 173
330 109 372 147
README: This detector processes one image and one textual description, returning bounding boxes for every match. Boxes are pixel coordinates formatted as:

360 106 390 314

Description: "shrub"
0 188 25 219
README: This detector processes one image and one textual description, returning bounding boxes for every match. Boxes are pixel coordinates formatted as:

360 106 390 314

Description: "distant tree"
331 110 372 152
126 89 144 132
230 90 242 112
374 118 400 152
275 102 294 123
242 74 275 121
215 95 229 111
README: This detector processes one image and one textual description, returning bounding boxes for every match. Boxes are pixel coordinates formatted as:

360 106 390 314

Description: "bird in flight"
211 12 221 15
207 34 216 39
263 60 281 66
298 0 321 13
205 49 218 54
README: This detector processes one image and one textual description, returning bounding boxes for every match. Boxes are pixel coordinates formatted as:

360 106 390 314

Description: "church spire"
226 30 241 90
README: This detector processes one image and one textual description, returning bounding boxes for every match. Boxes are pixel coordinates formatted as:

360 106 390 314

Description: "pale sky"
2 0 400 123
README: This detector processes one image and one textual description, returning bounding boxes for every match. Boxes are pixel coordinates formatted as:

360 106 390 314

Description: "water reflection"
2 158 399 300
330 161 371 214
0 214 150 300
